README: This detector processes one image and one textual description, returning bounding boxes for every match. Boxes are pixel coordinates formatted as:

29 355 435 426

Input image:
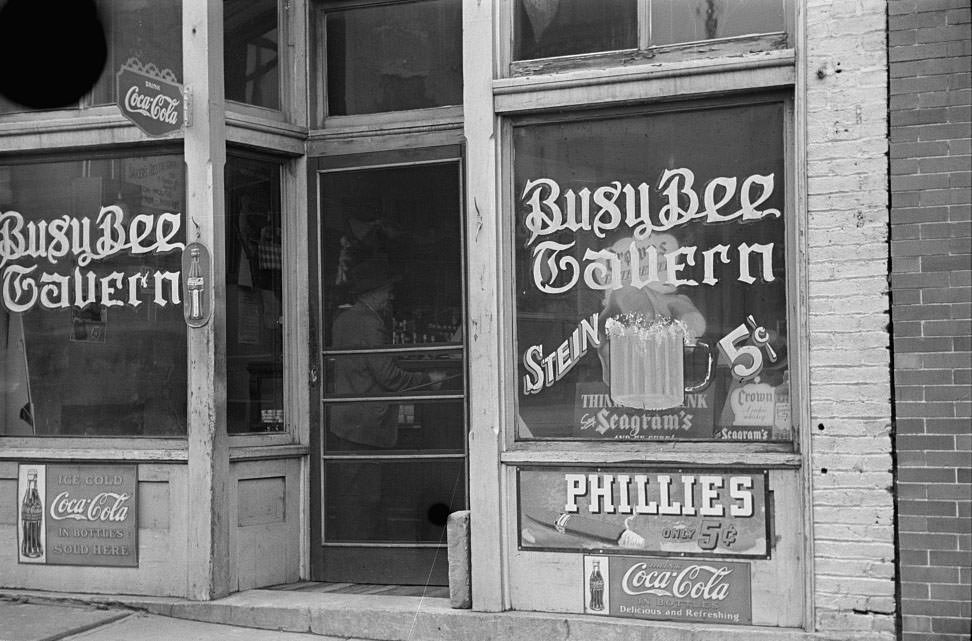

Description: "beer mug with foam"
605 314 714 410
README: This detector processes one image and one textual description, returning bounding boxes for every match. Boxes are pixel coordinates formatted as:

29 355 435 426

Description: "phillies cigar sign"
117 58 184 137
17 463 138 567
518 467 768 557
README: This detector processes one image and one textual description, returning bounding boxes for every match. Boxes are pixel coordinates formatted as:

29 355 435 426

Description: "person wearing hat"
331 257 446 447
327 258 446 540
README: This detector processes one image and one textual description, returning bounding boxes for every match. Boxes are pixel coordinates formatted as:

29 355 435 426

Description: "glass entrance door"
313 157 467 585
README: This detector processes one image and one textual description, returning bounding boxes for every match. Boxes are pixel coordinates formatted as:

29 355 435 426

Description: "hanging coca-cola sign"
181 242 212 327
116 57 184 137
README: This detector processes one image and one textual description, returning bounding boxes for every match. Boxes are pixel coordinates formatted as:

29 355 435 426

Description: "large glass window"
513 100 791 443
224 0 280 110
225 155 284 433
0 152 187 437
0 0 181 115
514 0 787 61
317 0 462 119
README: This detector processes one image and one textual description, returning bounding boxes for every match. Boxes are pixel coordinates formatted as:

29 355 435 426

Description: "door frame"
307 144 469 583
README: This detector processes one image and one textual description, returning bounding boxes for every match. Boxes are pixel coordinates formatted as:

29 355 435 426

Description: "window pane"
650 0 786 46
325 399 465 453
514 0 637 60
320 163 463 351
89 0 182 106
324 459 465 543
226 156 284 433
225 0 280 110
0 154 187 437
322 0 462 116
513 102 790 443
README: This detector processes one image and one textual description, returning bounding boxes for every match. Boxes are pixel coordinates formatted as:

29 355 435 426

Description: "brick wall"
806 0 896 638
888 1 972 640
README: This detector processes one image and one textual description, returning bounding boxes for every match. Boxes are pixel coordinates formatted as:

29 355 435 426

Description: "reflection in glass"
650 0 785 46
514 0 637 60
324 459 465 543
225 156 284 433
0 154 187 436
225 0 280 110
322 0 462 116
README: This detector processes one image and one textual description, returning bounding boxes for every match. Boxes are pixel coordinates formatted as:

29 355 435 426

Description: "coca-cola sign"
584 555 752 624
17 463 138 567
116 58 184 137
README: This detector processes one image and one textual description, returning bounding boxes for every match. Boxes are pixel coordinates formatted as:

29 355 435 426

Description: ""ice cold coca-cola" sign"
17 464 138 567
583 555 752 625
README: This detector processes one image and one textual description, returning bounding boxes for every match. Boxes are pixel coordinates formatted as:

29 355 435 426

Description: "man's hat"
350 257 401 296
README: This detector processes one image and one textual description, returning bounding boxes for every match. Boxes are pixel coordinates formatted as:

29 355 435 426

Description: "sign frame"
16 462 139 568
516 465 772 560
583 554 753 625
116 57 184 137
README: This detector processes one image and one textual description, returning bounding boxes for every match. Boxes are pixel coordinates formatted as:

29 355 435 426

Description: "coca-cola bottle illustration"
588 560 604 611
21 470 43 558
187 247 204 320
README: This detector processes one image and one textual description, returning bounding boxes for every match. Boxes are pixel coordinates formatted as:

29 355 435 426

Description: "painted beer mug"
604 312 714 410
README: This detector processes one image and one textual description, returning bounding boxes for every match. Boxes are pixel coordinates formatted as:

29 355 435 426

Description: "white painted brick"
815 559 896 580
817 575 896 598
812 472 894 490
814 524 895 546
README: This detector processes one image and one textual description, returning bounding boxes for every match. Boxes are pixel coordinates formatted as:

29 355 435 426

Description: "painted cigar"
525 509 645 548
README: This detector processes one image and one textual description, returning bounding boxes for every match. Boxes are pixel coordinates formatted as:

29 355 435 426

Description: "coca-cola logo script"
49 491 132 522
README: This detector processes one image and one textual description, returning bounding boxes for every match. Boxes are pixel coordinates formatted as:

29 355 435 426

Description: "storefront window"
513 100 791 443
225 0 280 110
513 0 786 61
0 152 187 437
0 0 181 114
225 155 284 433
318 0 462 118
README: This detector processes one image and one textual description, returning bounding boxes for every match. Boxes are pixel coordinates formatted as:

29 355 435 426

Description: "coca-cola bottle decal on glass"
589 560 605 611
21 470 43 558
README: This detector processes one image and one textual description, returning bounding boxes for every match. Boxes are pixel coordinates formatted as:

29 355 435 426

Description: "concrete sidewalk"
0 599 128 641
0 588 842 641
62 613 337 641
0 599 335 641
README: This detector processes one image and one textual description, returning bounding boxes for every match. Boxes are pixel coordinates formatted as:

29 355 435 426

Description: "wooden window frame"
225 0 308 128
502 0 795 77
311 0 464 129
463 0 811 625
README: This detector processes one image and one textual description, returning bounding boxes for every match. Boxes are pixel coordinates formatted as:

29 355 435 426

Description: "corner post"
183 0 229 600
